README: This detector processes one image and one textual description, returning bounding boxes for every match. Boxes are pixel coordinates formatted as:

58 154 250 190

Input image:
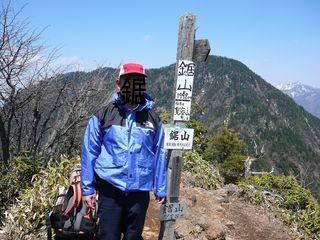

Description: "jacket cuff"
82 188 95 196
154 191 167 199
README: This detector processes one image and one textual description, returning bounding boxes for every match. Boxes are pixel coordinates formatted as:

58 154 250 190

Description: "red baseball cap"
119 63 147 78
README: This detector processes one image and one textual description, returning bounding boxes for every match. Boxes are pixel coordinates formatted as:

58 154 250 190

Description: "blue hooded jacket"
80 91 167 199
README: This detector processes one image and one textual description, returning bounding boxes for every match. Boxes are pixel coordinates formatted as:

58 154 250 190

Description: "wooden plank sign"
160 202 188 221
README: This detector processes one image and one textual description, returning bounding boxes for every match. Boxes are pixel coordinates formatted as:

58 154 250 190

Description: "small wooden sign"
160 202 188 221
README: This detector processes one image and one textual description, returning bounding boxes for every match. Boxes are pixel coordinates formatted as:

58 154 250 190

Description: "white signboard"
177 59 195 77
173 60 195 121
175 76 194 101
164 125 194 150
174 100 191 121
160 202 188 221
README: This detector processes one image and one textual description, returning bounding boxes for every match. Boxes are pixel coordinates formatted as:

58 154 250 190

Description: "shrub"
159 111 171 124
218 154 247 184
0 152 43 224
185 119 209 156
207 127 247 184
2 155 80 240
238 173 320 239
183 151 223 190
208 127 245 163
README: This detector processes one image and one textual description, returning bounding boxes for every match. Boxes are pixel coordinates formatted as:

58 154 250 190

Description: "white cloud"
143 35 153 41
53 56 88 71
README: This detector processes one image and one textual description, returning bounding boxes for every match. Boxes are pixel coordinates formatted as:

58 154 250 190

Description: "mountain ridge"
150 56 320 200
3 55 320 201
276 82 320 118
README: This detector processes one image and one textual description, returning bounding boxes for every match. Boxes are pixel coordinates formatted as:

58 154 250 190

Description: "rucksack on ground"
46 164 99 240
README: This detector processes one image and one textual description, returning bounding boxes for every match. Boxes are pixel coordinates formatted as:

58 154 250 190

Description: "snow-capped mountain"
276 82 320 118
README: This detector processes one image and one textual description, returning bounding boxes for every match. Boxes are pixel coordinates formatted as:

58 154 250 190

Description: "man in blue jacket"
80 63 167 240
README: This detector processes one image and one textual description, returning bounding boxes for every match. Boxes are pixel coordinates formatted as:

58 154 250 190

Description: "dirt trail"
143 173 294 240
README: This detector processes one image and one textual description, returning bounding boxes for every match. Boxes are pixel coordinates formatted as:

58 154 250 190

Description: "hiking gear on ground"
46 164 99 239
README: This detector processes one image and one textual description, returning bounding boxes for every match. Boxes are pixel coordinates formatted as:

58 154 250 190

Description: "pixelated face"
117 73 146 105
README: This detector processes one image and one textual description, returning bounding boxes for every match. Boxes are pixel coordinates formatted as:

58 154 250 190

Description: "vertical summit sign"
158 12 210 240
173 60 195 121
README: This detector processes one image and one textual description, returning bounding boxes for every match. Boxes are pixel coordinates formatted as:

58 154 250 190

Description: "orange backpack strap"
74 174 82 208
69 166 82 206
84 207 93 220
63 185 76 216
63 165 82 216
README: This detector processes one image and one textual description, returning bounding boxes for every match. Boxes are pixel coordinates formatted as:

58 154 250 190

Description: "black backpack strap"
94 102 126 130
135 108 161 131
148 108 161 130
73 202 86 232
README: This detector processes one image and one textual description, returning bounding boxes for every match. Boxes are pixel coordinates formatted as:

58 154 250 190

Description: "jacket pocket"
112 151 127 167
105 144 127 167
137 142 155 169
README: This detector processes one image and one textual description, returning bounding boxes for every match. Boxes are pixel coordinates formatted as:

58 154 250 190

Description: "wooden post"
158 12 210 239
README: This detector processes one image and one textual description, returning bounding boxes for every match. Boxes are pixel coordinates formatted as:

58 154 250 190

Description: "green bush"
238 173 320 240
208 127 245 163
218 154 247 184
183 151 223 190
2 155 80 240
0 152 43 224
159 111 171 124
186 119 209 156
208 127 247 184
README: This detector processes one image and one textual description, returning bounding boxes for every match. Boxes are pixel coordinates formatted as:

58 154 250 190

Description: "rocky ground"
143 173 294 240
0 172 295 240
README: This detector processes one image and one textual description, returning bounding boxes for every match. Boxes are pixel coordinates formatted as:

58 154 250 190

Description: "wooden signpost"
158 13 210 239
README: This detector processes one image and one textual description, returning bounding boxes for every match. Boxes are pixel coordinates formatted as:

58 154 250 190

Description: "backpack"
46 164 99 240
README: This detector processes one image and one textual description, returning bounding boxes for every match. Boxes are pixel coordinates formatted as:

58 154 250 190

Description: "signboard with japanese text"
160 202 187 221
164 124 194 150
173 60 195 121
177 59 195 77
173 100 191 121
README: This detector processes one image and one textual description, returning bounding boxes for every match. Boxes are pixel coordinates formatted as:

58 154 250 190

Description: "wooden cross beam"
194 39 211 61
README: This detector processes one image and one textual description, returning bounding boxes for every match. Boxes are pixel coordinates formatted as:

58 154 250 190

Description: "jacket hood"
112 91 155 111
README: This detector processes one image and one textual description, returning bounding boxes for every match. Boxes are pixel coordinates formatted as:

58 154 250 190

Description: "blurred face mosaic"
119 74 146 105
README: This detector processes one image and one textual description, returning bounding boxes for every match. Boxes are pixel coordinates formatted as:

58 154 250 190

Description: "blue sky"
4 0 320 87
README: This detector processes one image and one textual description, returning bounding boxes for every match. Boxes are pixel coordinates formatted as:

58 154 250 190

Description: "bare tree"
295 163 315 189
0 1 58 169
0 1 121 170
244 138 274 178
44 66 116 161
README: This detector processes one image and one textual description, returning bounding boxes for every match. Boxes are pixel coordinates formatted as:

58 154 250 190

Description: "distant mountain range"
4 55 320 201
276 82 320 118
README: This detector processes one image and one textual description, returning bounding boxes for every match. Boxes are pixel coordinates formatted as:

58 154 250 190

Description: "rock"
190 195 197 207
225 220 235 229
174 230 185 239
142 172 294 240
205 219 226 240
195 224 204 234
225 236 234 240
193 216 210 231
225 184 238 196
216 196 229 203
205 229 226 240
0 230 6 240
215 206 224 212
